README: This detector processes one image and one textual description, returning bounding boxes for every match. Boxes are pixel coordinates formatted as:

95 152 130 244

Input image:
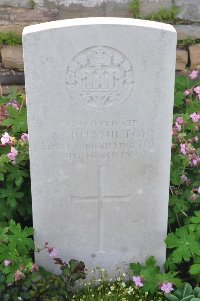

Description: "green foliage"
165 282 200 301
0 90 31 226
129 1 180 24
73 266 166 301
130 256 181 293
166 70 200 284
0 32 22 46
129 0 140 18
165 227 200 263
29 0 36 9
0 258 86 300
178 39 200 48
0 220 34 283
145 6 179 23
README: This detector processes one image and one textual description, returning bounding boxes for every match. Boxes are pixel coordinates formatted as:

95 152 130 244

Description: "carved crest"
66 46 134 112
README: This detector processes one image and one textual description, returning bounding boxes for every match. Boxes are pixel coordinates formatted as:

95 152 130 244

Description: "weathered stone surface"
0 25 24 35
189 44 200 69
176 49 188 70
23 18 176 274
140 0 172 16
0 0 30 8
0 8 12 25
0 68 24 85
1 84 25 95
174 0 200 22
1 46 24 71
175 25 200 41
13 8 59 24
53 1 132 19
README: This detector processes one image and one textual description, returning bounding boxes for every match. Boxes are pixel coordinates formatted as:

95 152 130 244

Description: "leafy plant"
0 32 22 46
165 282 200 301
0 258 85 301
0 220 34 283
130 256 181 294
72 266 167 301
0 90 31 226
178 39 200 48
145 6 180 24
29 0 36 9
129 0 140 18
166 70 200 284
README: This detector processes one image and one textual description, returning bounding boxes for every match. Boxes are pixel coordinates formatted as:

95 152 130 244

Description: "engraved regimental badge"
66 46 134 112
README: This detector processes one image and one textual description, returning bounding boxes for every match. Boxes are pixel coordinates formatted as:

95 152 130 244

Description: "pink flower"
7 100 20 110
189 70 198 80
14 270 24 281
133 276 143 287
175 122 181 132
197 94 200 100
21 133 29 142
192 159 198 166
7 147 18 163
180 144 187 155
194 136 199 142
176 117 184 125
1 132 11 145
48 247 58 257
194 86 200 94
190 113 200 122
191 194 198 202
198 187 200 193
4 260 12 266
160 282 173 294
184 90 190 96
181 175 190 186
31 263 39 272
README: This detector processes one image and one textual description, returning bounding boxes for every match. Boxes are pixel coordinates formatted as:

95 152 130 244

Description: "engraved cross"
71 166 130 253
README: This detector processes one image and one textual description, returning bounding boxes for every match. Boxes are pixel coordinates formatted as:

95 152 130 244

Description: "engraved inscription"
71 166 131 253
66 46 134 112
38 119 157 161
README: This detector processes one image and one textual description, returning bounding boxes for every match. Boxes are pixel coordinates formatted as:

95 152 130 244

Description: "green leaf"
129 262 143 274
165 293 179 301
165 227 200 263
194 287 200 298
182 296 195 301
0 173 4 181
189 264 200 275
183 283 193 298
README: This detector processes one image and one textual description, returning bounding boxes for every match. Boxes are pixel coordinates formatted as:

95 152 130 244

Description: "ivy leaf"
165 227 200 263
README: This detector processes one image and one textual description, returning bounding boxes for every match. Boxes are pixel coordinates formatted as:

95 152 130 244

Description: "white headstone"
23 18 177 273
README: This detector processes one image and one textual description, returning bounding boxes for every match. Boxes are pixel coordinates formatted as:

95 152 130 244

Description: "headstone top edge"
22 17 176 36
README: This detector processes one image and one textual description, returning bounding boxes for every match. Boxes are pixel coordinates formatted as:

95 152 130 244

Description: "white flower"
122 282 126 288
18 298 23 301
127 286 134 295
